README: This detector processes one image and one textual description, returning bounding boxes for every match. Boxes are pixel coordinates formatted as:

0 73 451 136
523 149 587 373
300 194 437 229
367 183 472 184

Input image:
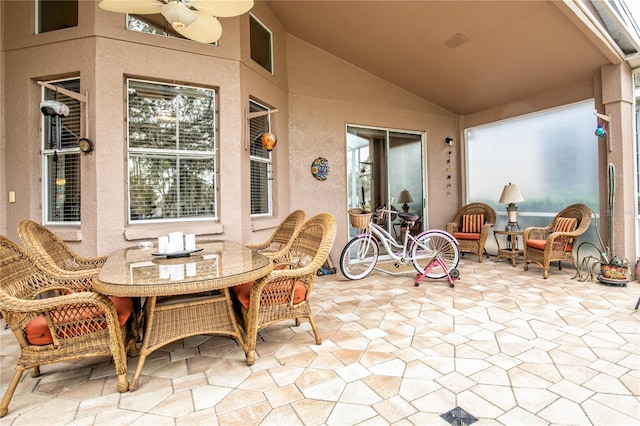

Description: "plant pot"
600 264 628 281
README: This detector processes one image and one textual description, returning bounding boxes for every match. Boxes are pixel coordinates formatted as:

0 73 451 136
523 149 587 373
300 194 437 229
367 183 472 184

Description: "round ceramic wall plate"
311 157 329 181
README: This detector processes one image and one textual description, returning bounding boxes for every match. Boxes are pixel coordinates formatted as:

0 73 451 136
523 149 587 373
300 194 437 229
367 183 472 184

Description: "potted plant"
575 163 629 284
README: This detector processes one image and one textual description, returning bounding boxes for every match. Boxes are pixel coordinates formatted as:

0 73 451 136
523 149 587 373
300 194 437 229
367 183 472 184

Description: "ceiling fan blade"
191 0 254 18
179 12 222 44
99 0 163 15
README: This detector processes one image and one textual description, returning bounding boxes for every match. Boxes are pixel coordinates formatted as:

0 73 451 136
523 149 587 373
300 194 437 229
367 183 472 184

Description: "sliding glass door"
346 125 426 237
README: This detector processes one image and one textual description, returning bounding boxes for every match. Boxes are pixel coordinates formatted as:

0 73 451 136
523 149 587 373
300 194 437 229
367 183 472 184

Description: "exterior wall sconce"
445 137 453 146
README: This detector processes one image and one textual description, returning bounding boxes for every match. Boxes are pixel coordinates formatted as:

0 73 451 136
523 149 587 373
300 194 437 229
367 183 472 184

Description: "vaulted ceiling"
265 1 631 116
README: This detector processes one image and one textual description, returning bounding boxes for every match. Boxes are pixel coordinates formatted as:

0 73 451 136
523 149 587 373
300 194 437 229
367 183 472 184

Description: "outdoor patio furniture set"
0 212 336 417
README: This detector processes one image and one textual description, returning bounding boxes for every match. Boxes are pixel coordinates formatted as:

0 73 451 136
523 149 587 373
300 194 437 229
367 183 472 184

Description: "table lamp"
499 183 524 231
397 189 414 213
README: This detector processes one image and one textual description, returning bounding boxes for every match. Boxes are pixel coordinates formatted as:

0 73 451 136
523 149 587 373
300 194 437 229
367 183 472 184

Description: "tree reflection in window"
127 79 216 222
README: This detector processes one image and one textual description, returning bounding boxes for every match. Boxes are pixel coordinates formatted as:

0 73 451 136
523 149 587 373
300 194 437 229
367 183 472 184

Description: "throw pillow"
462 214 484 233
553 217 577 233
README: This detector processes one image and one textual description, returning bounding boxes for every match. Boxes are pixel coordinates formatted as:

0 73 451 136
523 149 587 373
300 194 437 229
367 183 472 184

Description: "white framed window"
41 78 82 224
37 0 78 34
249 14 273 73
127 79 217 223
249 99 273 216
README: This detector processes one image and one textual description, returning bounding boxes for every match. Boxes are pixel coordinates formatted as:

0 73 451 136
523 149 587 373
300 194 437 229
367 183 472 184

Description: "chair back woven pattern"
246 210 307 259
18 220 106 272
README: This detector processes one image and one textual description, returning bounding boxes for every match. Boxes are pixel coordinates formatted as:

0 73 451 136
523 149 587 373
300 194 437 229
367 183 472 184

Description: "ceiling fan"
99 0 254 44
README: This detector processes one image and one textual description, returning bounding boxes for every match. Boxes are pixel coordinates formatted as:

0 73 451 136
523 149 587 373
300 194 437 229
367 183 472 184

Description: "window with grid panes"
249 100 273 216
42 78 82 224
127 79 217 222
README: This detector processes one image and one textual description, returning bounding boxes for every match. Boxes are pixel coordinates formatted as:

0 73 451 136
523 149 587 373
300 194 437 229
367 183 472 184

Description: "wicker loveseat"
523 203 592 278
446 203 496 262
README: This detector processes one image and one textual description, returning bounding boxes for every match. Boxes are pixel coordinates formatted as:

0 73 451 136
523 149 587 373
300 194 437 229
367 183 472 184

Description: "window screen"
127 79 216 222
42 78 81 224
466 100 599 229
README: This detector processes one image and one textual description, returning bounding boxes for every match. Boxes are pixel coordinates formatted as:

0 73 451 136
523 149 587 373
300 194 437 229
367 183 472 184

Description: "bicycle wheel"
340 235 379 280
410 231 459 279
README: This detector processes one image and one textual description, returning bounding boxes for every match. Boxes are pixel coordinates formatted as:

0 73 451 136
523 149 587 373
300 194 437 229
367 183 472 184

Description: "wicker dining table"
93 240 273 391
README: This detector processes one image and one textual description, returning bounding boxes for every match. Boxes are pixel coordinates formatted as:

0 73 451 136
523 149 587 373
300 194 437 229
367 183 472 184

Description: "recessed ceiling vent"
445 33 470 49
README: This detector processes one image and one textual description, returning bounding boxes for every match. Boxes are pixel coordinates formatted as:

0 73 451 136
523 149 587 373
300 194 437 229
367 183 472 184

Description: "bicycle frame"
357 209 458 265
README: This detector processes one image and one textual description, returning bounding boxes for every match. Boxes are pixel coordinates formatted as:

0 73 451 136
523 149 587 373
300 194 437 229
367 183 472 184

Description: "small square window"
38 0 78 33
250 14 273 73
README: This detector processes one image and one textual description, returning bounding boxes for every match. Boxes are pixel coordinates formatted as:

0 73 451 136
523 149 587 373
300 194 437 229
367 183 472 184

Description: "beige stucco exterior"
0 1 637 272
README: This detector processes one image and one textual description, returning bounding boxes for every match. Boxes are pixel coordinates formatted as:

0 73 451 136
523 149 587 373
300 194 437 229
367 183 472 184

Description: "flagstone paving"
1 259 638 425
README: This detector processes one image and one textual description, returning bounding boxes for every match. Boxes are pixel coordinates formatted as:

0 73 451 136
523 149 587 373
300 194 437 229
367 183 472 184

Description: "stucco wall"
284 36 460 256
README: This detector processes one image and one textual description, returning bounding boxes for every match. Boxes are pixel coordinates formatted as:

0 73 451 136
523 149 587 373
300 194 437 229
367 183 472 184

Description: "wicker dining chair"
18 219 107 273
0 235 131 418
18 219 140 350
245 210 307 259
446 202 496 262
523 203 592 279
232 213 337 365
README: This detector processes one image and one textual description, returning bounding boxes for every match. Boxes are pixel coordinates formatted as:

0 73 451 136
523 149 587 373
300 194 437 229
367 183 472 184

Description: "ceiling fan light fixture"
161 1 197 31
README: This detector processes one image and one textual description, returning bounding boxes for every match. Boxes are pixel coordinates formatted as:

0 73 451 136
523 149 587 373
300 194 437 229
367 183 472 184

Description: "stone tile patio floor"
1 258 639 425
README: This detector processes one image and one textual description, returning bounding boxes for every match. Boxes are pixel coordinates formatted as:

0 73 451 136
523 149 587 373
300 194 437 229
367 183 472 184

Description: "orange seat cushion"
232 280 306 309
452 232 481 241
526 239 547 250
526 239 573 252
25 296 133 346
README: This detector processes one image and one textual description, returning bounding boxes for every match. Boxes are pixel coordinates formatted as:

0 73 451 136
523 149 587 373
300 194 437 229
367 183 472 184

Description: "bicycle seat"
397 213 420 222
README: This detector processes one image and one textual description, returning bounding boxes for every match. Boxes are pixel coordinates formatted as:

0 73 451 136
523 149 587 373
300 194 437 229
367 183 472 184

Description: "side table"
494 230 524 266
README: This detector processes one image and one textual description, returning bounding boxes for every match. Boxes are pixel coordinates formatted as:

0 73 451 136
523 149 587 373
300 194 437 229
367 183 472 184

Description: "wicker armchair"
245 210 307 259
18 219 107 273
18 219 140 350
232 213 337 365
0 236 131 418
446 203 496 262
523 203 592 278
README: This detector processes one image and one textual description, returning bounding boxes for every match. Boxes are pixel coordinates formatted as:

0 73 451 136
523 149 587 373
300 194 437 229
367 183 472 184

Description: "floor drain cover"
440 407 478 426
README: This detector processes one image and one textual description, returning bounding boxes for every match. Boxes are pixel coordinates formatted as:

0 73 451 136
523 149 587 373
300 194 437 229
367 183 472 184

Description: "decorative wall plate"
311 157 329 181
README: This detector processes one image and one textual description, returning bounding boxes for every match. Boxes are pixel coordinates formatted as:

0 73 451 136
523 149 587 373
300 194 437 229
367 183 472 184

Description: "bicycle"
340 204 460 287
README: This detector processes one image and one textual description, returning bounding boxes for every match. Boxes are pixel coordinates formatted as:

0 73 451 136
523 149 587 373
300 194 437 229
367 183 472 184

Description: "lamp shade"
499 183 524 204
161 2 197 31
397 189 414 204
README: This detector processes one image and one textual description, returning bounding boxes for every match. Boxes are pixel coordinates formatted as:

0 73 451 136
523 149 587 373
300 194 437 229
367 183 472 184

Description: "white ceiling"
265 1 624 115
